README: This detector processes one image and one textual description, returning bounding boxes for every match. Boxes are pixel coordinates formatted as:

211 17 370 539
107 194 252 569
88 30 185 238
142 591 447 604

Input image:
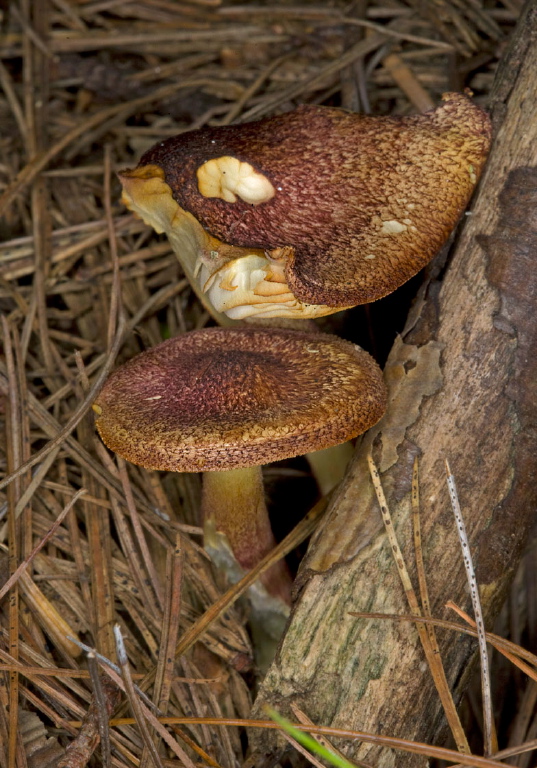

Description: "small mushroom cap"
136 92 491 308
93 328 387 472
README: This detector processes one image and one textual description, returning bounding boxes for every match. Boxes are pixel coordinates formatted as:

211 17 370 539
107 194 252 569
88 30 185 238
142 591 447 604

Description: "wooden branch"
251 3 537 765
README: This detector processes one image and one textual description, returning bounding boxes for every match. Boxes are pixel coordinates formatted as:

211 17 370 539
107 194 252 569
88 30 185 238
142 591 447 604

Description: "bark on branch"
251 3 537 765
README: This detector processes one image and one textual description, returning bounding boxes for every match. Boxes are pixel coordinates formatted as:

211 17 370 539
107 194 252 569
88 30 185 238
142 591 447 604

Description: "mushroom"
119 92 491 321
92 327 387 628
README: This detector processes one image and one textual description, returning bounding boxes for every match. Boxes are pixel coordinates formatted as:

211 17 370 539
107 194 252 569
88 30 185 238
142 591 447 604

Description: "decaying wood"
252 4 537 766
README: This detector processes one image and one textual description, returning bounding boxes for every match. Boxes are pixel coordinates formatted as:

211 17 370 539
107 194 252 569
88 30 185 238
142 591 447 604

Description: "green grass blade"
266 708 357 768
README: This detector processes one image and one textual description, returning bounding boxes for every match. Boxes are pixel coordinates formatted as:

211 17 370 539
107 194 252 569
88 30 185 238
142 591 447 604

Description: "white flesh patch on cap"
197 156 275 205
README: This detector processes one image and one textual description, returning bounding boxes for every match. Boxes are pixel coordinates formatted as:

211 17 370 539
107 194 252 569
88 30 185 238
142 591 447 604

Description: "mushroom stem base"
201 466 292 605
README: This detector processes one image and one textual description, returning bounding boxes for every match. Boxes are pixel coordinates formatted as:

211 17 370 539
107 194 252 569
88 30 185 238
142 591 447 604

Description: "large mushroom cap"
93 328 387 472
123 92 491 317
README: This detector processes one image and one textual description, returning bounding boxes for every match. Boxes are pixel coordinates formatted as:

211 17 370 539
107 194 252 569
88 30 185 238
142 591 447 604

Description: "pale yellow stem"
201 466 292 605
306 441 355 495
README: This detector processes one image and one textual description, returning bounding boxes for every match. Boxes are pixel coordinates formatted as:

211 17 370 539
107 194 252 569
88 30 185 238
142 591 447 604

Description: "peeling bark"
251 4 537 766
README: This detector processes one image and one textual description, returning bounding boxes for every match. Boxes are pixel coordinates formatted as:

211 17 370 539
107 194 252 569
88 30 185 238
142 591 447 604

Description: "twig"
0 488 86 601
218 53 291 125
116 456 165 610
140 535 184 767
66 637 157 710
13 447 61 518
0 60 27 144
10 3 54 58
104 144 122 352
291 703 375 768
0 313 127 492
57 668 121 768
93 631 200 768
382 53 435 112
277 727 328 768
367 455 471 754
219 7 455 50
3 316 22 768
89 716 511 768
445 460 498 756
114 625 164 768
86 652 112 768
154 535 183 712
128 494 328 702
240 36 387 121
0 81 210 217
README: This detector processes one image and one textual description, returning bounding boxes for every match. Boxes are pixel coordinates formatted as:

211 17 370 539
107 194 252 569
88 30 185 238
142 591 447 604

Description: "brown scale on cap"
136 92 491 308
93 327 387 472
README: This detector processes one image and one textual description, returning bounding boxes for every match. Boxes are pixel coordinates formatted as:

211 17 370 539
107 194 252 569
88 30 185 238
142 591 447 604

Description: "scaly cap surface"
131 93 491 310
93 327 387 472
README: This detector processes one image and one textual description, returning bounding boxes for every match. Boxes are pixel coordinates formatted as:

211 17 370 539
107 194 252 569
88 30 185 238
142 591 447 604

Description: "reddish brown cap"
136 92 491 308
93 328 386 472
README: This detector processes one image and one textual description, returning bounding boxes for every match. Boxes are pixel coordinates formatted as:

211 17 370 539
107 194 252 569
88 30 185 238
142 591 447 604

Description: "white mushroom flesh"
120 166 338 320
196 156 275 205
195 252 336 319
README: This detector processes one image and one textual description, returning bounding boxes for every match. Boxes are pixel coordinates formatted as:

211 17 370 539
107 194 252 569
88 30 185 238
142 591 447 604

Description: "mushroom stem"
201 466 292 604
119 166 236 327
306 441 355 496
